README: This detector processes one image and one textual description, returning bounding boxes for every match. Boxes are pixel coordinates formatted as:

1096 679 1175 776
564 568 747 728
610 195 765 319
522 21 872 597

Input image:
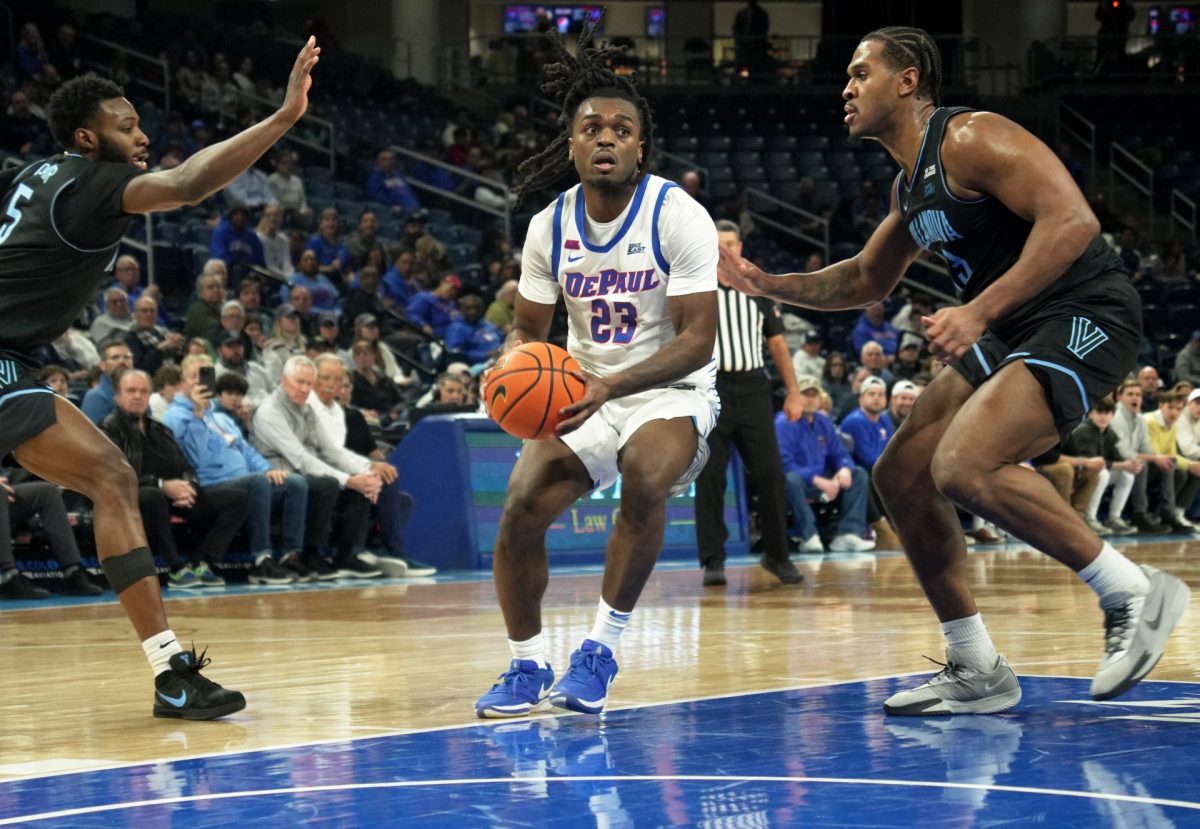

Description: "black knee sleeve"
101 546 158 594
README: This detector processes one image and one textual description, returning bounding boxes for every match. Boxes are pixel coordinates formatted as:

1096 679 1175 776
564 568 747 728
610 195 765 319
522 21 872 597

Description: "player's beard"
588 166 638 195
96 134 131 164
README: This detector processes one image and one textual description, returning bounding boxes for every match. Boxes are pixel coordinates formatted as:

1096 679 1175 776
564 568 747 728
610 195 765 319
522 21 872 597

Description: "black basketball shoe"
153 647 246 720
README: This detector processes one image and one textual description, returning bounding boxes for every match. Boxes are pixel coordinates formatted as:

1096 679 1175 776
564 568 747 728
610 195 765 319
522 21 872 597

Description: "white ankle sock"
587 597 632 650
941 613 999 671
1078 542 1152 609
142 629 182 677
508 633 547 668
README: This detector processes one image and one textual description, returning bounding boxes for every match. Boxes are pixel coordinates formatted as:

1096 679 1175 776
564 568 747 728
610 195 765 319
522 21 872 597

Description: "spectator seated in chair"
775 375 875 553
102 368 253 589
0 467 102 599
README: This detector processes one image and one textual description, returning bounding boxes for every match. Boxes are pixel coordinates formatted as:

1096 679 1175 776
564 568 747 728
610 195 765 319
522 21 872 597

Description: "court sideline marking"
2 773 1198 825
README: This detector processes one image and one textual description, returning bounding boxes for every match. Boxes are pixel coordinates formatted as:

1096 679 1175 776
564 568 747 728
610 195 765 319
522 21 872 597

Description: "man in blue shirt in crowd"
851 301 902 359
164 354 311 585
775 375 875 554
366 148 421 213
209 204 266 271
82 339 134 425
444 294 502 367
381 250 416 313
839 376 894 471
305 208 353 286
407 274 461 339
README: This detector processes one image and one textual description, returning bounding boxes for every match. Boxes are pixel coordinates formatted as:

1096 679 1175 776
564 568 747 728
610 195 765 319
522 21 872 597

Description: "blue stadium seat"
827 150 856 168
184 243 209 277
799 135 831 151
736 167 768 186
332 181 364 200
700 135 733 152
709 180 740 201
706 165 737 182
766 164 799 182
734 135 765 151
151 223 184 245
771 180 801 201
731 150 763 168
814 180 841 205
447 243 477 266
766 135 799 151
832 165 863 183
796 152 825 172
1168 305 1197 338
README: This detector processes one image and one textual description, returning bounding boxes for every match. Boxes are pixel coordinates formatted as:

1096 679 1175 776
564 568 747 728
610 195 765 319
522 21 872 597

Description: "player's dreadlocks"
46 76 127 148
861 27 943 105
514 12 654 204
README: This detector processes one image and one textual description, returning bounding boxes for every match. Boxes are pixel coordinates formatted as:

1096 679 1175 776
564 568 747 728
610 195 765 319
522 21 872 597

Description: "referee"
696 220 804 586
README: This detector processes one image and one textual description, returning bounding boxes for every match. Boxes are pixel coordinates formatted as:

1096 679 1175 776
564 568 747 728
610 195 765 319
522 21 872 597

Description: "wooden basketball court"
1 537 1198 825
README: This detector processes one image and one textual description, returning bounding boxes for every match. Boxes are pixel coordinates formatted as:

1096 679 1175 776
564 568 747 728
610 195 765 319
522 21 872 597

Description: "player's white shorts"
560 384 720 492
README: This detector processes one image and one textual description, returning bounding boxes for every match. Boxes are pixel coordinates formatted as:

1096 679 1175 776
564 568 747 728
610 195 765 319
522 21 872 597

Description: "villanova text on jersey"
907 209 963 250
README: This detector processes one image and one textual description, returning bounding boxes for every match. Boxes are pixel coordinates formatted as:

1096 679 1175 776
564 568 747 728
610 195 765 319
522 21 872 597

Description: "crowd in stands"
2 6 1199 597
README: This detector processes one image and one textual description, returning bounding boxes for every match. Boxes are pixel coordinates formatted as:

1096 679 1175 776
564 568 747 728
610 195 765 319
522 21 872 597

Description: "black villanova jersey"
895 107 1126 332
0 153 143 352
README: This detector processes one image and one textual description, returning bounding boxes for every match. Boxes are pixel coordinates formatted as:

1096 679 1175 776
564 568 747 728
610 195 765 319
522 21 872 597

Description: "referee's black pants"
695 370 789 568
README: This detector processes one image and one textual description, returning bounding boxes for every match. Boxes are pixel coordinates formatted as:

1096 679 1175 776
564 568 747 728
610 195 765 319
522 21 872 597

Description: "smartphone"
198 365 217 393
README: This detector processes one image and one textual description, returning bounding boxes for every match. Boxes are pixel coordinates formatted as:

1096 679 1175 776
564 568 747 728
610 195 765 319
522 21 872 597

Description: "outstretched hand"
554 369 612 436
279 36 321 124
717 246 770 297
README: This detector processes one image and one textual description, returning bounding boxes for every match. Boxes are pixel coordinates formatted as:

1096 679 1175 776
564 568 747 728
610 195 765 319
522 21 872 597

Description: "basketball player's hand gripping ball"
486 343 587 440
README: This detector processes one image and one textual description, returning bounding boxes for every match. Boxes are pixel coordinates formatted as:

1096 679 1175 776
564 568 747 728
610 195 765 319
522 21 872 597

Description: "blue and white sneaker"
550 639 618 714
476 659 555 719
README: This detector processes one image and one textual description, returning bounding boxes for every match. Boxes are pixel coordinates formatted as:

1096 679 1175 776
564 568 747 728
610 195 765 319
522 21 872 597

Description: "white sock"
1078 542 1152 609
942 613 999 671
587 597 632 651
508 633 547 668
142 629 183 677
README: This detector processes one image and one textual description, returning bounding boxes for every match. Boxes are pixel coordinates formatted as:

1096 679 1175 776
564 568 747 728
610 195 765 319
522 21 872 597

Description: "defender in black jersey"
719 28 1189 715
0 37 320 719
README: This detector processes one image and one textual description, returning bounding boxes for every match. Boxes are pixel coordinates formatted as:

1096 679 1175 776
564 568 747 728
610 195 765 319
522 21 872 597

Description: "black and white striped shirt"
714 284 784 372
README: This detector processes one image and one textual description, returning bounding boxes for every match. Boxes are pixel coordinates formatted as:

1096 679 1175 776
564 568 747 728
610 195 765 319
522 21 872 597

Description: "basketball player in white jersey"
475 19 719 718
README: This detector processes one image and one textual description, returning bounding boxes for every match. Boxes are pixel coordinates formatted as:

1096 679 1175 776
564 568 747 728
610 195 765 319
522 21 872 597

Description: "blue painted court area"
3 676 1199 827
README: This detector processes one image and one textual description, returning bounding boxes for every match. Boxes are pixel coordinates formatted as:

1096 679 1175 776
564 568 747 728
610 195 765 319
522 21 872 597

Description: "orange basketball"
486 343 586 440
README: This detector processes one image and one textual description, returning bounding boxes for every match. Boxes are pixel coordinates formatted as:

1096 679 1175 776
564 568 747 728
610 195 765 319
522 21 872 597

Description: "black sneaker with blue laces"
153 648 246 720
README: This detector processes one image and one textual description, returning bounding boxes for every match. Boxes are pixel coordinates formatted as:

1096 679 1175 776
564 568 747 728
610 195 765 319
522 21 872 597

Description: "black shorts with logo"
0 350 59 459
951 269 1141 444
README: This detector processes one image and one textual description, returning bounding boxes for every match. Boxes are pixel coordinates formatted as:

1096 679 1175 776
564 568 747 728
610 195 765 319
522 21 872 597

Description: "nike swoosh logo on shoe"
1143 591 1166 631
157 690 188 707
984 679 1006 692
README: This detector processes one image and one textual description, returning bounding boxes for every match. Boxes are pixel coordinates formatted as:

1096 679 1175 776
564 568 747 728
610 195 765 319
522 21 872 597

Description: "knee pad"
101 546 158 594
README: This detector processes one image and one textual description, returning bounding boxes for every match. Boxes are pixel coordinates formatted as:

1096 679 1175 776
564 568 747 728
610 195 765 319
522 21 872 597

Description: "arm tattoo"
765 260 864 310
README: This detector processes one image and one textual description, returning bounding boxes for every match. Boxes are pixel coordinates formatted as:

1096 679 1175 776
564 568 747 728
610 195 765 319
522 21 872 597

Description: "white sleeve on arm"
314 421 372 476
254 403 350 486
659 189 719 297
517 205 561 305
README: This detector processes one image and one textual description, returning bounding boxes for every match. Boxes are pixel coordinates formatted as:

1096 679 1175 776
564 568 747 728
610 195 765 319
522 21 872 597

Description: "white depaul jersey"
518 174 718 391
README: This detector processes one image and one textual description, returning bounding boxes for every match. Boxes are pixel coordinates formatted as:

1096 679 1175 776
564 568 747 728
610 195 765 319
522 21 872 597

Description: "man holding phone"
164 355 308 584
